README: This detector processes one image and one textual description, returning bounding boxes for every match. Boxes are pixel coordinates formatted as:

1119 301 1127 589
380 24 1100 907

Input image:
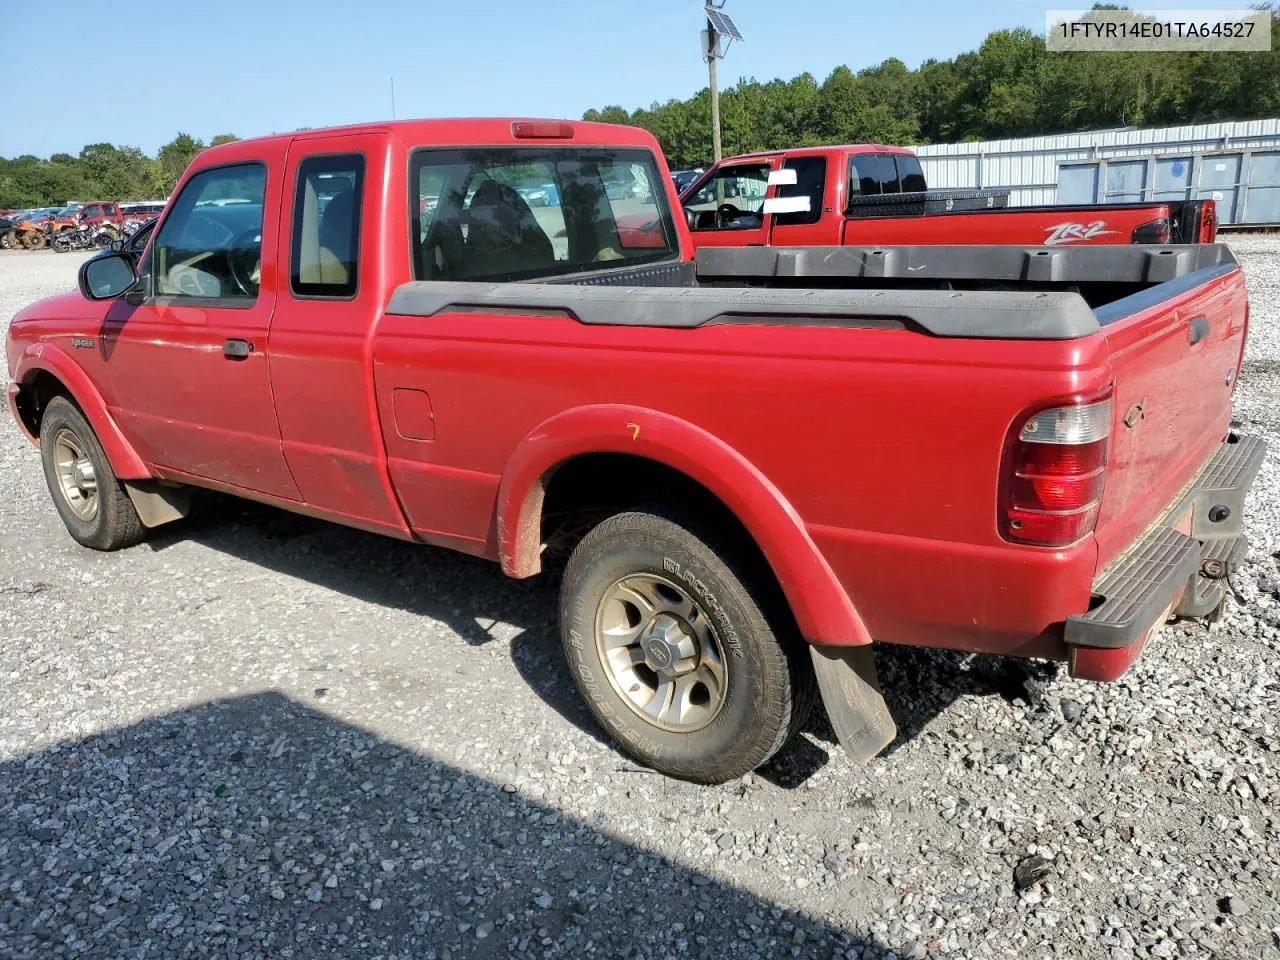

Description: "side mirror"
685 207 696 230
79 252 139 301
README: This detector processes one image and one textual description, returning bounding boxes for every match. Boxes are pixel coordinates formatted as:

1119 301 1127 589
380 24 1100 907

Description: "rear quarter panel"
373 313 1114 656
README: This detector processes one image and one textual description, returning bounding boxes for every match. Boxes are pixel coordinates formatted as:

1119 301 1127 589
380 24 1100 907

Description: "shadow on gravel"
0 693 898 960
147 493 1053 791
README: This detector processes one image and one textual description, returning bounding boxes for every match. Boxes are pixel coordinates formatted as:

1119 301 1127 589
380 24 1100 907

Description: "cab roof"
716 144 917 164
199 118 665 155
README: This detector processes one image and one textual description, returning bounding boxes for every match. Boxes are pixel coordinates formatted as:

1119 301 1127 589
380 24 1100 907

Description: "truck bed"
386 243 1239 339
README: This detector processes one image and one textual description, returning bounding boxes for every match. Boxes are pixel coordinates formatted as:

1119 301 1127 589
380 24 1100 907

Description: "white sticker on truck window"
767 168 798 186
762 196 811 214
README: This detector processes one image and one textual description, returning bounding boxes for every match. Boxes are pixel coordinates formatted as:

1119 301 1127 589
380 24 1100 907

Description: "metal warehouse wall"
915 119 1280 223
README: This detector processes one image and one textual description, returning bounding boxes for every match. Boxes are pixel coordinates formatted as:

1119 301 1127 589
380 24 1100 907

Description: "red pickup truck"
680 144 1218 252
71 201 129 232
5 119 1263 784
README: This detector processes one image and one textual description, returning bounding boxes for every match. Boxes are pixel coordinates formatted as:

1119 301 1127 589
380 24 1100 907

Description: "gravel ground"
1 241 1279 960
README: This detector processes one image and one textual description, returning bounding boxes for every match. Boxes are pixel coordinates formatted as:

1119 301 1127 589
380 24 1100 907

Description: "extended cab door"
101 142 301 499
682 159 777 248
266 133 411 536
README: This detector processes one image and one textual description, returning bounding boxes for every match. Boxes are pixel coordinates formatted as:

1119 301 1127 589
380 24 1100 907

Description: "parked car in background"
120 201 167 218
670 168 702 193
680 144 1218 251
72 201 128 230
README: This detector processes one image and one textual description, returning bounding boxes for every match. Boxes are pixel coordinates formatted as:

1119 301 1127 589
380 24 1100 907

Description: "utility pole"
701 3 742 164
706 28 721 162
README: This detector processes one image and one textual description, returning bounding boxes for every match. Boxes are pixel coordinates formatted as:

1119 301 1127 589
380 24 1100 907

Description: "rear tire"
39 396 146 551
0 230 13 249
51 234 71 253
559 508 813 783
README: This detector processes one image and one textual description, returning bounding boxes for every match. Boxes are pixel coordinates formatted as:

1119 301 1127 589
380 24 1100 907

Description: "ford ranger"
5 119 1263 783
680 144 1218 253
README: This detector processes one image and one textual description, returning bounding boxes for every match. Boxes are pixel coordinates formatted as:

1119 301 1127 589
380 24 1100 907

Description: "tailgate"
1092 264 1249 566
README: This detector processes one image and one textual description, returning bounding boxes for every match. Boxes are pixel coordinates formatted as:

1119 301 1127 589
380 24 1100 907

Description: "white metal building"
915 119 1280 224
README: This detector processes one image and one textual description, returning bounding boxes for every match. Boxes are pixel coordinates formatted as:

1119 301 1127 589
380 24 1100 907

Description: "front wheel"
39 396 146 551
22 231 46 250
559 508 813 783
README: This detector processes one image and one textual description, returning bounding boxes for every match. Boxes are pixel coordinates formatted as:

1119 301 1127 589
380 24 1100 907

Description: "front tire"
22 231 46 250
39 396 146 551
559 508 812 783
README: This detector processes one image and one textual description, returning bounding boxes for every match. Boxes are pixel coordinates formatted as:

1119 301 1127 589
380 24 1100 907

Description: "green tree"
154 133 205 194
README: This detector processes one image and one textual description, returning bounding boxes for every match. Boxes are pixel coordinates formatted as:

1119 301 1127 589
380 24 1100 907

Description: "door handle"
223 338 254 360
1188 315 1210 346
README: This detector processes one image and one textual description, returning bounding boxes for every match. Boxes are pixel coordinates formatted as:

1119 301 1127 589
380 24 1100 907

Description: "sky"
0 0 1258 159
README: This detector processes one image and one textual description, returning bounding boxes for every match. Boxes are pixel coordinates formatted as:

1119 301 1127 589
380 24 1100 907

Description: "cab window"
291 154 364 298
773 156 825 227
897 155 927 193
153 163 266 301
411 146 678 282
876 155 900 194
684 163 770 231
848 155 880 197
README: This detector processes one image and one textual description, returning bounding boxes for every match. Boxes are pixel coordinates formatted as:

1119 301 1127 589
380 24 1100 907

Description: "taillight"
1131 217 1170 244
1199 203 1217 242
1001 395 1112 547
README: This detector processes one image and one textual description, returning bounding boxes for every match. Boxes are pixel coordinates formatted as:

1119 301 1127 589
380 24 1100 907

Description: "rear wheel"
51 233 71 253
0 230 14 249
559 508 813 783
39 396 146 551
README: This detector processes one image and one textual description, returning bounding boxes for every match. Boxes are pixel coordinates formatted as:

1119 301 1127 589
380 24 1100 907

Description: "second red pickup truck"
5 118 1263 783
680 144 1218 252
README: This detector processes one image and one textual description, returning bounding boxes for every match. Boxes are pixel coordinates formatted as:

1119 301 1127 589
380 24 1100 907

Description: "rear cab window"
411 146 679 281
875 155 900 194
848 152 926 203
896 154 926 192
848 155 880 198
291 154 364 298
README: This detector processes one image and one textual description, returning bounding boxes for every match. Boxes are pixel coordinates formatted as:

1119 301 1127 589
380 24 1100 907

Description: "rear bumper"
1066 433 1266 680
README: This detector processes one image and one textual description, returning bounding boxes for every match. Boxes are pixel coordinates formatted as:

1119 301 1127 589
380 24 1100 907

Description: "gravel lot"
1 242 1278 960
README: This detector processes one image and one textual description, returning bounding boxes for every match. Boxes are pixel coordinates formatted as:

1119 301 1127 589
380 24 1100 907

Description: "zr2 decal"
1044 220 1116 245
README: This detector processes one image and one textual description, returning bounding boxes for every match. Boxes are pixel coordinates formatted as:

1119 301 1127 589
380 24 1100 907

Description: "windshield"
410 146 679 282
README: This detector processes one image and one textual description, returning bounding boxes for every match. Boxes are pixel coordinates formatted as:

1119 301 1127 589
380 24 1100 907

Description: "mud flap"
123 481 190 528
810 645 897 763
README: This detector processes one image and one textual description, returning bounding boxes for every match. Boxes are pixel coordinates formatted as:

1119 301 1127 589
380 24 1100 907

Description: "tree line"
0 133 237 209
585 9 1280 169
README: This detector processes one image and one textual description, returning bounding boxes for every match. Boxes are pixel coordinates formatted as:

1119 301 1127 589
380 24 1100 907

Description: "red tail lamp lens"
1002 397 1112 547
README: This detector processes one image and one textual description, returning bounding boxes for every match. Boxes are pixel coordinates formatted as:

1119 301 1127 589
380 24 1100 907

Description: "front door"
102 144 300 500
681 161 776 249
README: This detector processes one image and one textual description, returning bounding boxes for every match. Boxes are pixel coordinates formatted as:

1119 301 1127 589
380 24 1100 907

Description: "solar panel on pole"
704 6 743 41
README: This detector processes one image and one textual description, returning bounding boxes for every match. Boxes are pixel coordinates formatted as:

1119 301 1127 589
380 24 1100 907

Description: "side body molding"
11 342 151 479
496 404 871 647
